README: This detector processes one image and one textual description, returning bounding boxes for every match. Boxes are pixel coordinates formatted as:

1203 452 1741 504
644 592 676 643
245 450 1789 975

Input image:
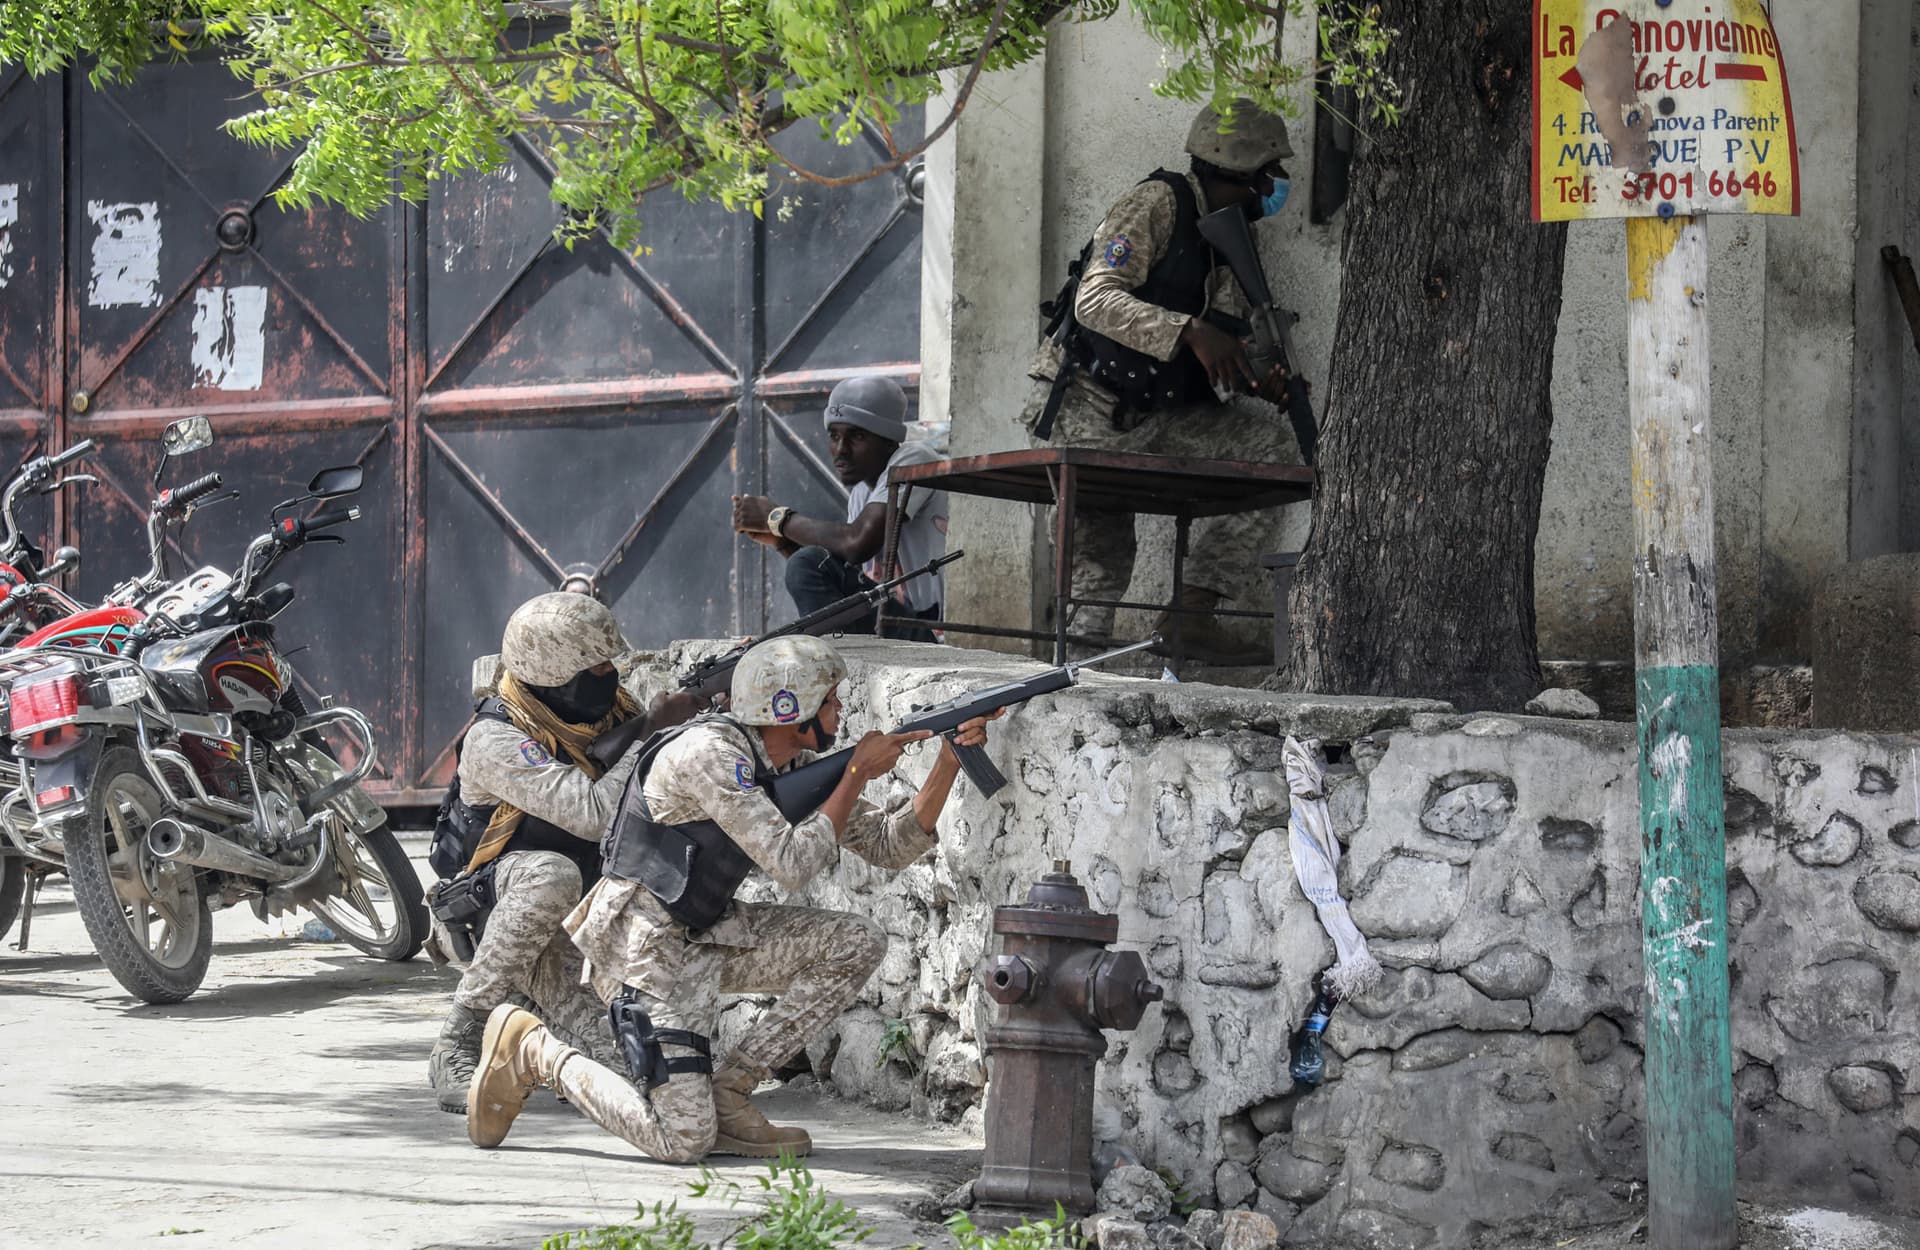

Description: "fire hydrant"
973 861 1164 1218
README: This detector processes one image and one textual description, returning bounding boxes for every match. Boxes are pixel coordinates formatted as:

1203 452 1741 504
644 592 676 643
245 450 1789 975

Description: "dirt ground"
0 851 977 1250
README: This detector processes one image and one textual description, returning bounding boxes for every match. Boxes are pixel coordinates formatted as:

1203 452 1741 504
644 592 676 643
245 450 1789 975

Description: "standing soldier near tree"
1023 99 1307 665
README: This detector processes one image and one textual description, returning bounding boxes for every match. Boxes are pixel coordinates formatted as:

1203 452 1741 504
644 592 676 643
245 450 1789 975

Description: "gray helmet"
501 592 628 687
1185 99 1292 175
823 375 908 444
731 635 847 727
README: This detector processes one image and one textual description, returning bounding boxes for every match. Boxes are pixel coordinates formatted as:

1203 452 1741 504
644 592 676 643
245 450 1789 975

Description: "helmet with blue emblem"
731 635 847 727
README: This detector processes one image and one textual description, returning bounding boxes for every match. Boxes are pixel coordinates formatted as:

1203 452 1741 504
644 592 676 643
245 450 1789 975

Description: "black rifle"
681 549 963 700
1196 205 1320 466
763 636 1159 823
587 549 964 771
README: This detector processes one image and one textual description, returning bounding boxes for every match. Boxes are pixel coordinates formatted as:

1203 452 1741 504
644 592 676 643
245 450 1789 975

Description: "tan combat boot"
710 1063 812 1158
1153 586 1272 667
467 1005 546 1148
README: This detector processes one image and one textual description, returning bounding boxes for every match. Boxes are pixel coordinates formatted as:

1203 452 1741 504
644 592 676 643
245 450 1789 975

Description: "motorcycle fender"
27 734 105 803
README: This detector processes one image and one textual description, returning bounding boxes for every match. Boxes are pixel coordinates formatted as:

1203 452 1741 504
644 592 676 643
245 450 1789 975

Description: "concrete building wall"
921 2 1917 669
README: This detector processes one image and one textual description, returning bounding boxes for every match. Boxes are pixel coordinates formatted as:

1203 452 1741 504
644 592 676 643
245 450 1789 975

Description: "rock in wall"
627 640 1920 1242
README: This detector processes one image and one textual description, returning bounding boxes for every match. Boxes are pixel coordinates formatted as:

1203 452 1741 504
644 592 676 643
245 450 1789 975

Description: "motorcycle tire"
0 853 24 943
65 745 213 1003
307 820 427 963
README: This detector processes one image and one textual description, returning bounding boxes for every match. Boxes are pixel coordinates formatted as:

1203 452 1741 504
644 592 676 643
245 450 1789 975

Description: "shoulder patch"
734 757 757 790
518 738 553 767
1102 235 1133 268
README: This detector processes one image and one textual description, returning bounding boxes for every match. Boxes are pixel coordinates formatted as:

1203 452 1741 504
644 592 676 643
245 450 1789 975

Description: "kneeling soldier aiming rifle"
465 634 997 1161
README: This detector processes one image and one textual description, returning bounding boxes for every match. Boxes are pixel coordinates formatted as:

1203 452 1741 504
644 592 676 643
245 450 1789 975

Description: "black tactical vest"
427 696 612 887
1049 170 1224 419
601 716 765 932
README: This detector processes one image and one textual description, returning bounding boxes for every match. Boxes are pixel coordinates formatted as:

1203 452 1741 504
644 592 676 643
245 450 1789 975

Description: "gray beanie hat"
823 375 908 444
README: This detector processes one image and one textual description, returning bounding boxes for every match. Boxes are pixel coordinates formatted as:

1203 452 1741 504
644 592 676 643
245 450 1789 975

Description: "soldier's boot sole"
467 1005 544 1148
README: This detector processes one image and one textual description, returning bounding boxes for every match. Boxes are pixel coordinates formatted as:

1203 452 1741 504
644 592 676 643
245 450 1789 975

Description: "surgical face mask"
1257 177 1291 220
531 666 621 724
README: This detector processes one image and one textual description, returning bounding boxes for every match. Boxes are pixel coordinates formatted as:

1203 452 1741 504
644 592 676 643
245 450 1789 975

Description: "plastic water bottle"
1288 976 1339 1087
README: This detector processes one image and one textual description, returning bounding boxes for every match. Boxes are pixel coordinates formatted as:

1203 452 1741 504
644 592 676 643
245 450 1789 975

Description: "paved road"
0 852 978 1250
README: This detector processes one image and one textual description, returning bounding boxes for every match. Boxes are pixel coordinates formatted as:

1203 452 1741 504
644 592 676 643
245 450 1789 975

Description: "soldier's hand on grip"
1179 319 1257 392
848 728 932 784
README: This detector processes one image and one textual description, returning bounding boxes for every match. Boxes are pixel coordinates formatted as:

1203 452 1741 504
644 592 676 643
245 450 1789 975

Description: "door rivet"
69 390 89 413
216 209 255 251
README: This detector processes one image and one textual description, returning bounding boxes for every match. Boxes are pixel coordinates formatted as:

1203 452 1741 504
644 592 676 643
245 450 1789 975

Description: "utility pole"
1533 2 1800 1244
1627 211 1736 1249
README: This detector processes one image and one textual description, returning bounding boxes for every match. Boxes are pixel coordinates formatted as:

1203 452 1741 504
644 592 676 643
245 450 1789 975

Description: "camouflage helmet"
501 592 628 687
1184 99 1292 175
731 635 847 728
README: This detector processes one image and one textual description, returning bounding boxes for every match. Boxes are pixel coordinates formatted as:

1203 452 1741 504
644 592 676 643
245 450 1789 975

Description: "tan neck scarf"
464 670 640 873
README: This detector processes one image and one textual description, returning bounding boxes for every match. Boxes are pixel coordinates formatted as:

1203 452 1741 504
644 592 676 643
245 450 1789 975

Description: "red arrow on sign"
1560 66 1584 91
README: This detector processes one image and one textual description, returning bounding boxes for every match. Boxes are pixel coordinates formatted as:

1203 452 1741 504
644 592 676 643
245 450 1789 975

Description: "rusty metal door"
0 59 921 805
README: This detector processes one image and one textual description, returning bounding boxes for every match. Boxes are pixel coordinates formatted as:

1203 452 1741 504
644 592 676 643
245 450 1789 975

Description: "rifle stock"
762 637 1157 824
1196 207 1320 465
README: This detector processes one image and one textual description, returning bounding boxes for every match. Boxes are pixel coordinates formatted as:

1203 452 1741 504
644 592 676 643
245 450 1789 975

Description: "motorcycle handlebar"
49 438 94 469
306 505 360 533
168 472 224 511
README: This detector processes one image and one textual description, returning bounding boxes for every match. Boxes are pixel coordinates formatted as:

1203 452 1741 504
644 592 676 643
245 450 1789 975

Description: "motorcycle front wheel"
305 819 426 963
65 745 213 1003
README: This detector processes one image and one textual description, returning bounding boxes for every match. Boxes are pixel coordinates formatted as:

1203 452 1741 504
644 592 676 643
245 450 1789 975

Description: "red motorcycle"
0 417 425 1001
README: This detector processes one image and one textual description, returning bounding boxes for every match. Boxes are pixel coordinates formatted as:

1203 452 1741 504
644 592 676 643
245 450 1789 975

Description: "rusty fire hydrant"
973 861 1164 1218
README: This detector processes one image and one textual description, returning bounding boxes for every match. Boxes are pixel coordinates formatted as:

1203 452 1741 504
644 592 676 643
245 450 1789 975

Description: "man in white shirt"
731 376 948 641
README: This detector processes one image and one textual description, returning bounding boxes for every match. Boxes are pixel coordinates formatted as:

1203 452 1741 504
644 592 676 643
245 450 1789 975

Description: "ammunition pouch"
429 696 513 879
601 718 766 932
610 989 713 1090
428 861 499 964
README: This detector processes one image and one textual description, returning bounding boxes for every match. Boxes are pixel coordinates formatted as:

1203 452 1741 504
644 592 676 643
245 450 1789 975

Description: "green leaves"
0 1 1398 250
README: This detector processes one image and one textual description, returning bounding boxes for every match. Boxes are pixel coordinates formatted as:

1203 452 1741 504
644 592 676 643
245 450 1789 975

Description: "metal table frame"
876 448 1313 664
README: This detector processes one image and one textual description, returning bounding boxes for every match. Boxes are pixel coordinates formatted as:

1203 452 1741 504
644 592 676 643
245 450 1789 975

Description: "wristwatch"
765 505 794 538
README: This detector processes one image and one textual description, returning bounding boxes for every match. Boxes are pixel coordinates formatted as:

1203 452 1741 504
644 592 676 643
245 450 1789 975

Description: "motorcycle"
0 437 96 942
0 416 426 1001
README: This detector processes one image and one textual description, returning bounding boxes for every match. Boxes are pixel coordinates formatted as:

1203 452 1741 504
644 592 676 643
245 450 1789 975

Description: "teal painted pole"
1627 211 1737 1249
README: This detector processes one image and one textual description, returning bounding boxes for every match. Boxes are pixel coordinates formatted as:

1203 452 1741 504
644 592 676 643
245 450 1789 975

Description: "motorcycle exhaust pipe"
147 817 299 884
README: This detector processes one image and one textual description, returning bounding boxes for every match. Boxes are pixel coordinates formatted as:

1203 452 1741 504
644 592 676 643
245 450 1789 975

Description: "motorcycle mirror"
306 465 364 500
162 416 214 458
41 546 79 579
156 415 213 488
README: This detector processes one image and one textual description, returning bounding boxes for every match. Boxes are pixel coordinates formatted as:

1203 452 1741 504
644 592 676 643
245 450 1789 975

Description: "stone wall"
629 641 1920 1242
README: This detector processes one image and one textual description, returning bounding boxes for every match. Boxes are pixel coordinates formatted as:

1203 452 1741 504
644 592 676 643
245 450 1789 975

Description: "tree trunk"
1285 0 1568 711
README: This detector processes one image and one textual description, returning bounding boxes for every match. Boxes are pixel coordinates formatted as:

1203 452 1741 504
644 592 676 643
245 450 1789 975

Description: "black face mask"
799 714 836 752
529 666 621 724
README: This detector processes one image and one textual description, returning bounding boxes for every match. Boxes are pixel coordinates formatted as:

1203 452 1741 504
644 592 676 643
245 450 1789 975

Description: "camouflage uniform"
1022 171 1302 637
447 717 644 1068
533 716 933 1163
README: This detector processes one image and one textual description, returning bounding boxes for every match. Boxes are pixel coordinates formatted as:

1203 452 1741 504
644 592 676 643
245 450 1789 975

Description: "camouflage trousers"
1021 373 1300 637
533 905 885 1163
452 850 619 1068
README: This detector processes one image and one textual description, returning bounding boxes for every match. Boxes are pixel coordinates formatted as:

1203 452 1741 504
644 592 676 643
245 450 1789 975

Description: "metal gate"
0 56 922 804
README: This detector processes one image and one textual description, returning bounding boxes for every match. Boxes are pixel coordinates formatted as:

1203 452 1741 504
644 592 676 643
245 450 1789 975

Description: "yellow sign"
1532 0 1800 221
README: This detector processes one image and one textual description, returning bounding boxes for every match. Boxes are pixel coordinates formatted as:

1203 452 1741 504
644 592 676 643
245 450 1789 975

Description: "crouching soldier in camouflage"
426 593 701 1112
463 635 996 1161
